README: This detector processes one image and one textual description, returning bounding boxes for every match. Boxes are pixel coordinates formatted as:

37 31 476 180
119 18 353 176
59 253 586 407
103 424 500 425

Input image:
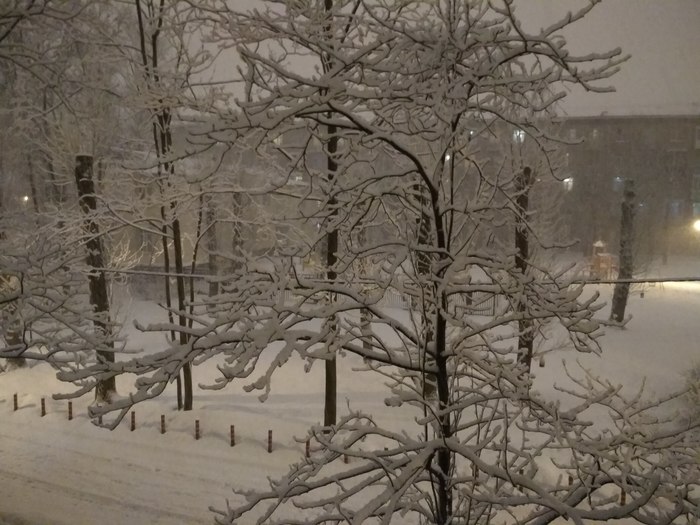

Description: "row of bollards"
10 394 279 451
11 394 356 462
12 394 60 419
129 411 268 449
11 395 276 450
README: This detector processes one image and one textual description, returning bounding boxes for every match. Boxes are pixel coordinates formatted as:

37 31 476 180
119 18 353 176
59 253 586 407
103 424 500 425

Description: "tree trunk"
43 90 60 204
25 153 40 213
433 163 452 524
320 0 339 428
205 195 219 296
323 125 338 428
3 302 26 369
74 155 116 403
134 0 192 410
415 182 436 397
434 311 452 524
159 206 182 410
356 230 372 351
172 213 193 411
515 167 534 372
230 192 244 278
610 179 635 323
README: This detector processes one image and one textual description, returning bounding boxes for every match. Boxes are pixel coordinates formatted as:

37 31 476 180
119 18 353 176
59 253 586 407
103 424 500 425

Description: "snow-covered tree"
0 0 231 408
0 2 128 388
18 1 699 523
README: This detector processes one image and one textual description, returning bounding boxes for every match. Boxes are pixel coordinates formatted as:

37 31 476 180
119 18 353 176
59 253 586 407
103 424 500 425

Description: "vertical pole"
305 438 310 458
195 419 200 440
41 397 45 417
130 411 135 431
620 488 626 505
160 414 166 434
68 401 73 421
230 425 235 447
267 430 272 453
13 393 17 411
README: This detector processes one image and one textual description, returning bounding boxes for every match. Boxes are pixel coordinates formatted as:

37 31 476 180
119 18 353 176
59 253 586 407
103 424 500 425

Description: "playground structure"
588 241 619 280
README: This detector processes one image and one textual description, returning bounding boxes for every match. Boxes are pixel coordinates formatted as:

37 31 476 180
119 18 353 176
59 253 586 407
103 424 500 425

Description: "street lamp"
693 219 700 233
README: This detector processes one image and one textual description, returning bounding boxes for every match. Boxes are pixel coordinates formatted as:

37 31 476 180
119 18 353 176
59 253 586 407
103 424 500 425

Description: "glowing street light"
693 219 700 232
22 195 29 203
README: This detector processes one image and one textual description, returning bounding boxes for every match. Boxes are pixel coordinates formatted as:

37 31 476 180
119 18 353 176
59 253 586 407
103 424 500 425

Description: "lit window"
513 129 525 143
562 177 573 191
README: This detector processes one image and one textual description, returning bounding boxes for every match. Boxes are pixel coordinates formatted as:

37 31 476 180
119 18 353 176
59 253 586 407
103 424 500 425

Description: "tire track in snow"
0 422 274 491
0 466 208 524
0 421 247 524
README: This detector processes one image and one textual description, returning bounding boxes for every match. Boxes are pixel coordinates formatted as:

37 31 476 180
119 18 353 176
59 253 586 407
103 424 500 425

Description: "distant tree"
130 0 195 410
0 1 127 386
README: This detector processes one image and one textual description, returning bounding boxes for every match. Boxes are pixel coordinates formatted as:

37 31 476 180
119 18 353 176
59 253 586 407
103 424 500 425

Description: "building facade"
559 114 700 260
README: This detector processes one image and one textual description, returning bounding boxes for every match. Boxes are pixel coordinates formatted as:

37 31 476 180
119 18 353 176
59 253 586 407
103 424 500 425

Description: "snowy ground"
1 256 699 524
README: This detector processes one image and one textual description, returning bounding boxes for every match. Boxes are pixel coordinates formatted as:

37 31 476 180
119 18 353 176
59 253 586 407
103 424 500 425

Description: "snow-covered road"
0 381 328 524
0 404 232 524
